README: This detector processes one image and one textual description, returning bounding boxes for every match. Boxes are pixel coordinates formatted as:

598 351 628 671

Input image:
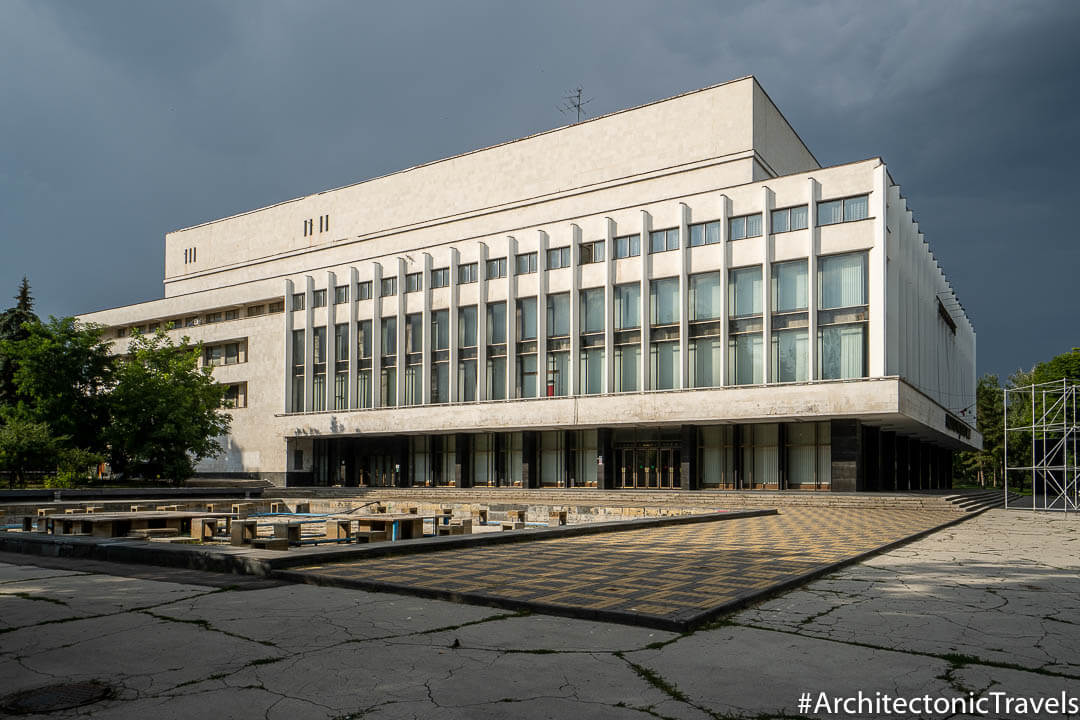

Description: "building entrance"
614 444 681 489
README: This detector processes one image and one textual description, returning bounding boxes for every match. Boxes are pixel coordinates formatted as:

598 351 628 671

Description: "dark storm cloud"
1 0 1077 380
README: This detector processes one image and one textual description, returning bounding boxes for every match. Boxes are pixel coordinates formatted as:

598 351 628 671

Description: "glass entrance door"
615 444 680 488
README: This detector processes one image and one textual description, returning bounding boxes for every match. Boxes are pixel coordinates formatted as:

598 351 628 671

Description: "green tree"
956 374 1004 487
0 417 57 488
0 277 39 407
107 329 231 483
3 317 113 453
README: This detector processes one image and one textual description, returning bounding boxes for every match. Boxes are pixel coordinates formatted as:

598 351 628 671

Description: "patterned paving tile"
289 508 963 628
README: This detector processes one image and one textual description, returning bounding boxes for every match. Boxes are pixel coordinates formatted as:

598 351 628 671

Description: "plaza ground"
1 509 1077 719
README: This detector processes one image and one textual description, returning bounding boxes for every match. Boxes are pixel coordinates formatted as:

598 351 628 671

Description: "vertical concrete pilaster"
603 218 615 394
639 210 651 391
678 203 690 389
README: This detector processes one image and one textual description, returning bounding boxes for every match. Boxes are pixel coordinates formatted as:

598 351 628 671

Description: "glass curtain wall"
486 301 507 400
334 323 349 409
312 326 327 411
380 316 397 407
818 253 868 379
614 283 640 392
728 267 763 385
650 278 679 390
516 297 537 398
431 309 450 402
405 313 423 405
699 425 736 488
771 260 809 382
458 305 478 402
688 272 723 387
357 319 372 409
579 288 605 394
291 329 304 411
546 293 569 396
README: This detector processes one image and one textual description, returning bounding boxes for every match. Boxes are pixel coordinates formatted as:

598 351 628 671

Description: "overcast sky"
1 0 1077 381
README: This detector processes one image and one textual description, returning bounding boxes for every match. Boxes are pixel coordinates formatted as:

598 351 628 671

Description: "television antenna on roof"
558 87 592 123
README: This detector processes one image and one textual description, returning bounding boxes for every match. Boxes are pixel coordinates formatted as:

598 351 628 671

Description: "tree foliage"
0 276 38 407
4 317 113 452
957 347 1080 489
106 330 231 483
0 278 232 487
0 417 57 489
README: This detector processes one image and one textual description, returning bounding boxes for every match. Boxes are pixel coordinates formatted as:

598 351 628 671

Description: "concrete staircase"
935 489 1022 512
274 487 981 512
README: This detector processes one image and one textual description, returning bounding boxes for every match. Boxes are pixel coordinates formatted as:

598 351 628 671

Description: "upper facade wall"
164 77 818 295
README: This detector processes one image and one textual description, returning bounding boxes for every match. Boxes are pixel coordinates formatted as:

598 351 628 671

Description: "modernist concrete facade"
79 76 979 490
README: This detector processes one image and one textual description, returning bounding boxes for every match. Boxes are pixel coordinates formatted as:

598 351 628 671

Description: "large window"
358 281 372 300
380 317 397 356
380 277 396 297
817 195 869 226
689 221 721 247
517 297 537 340
458 306 478 348
546 246 570 270
487 301 507 400
728 267 763 385
818 252 868 379
580 288 605 334
579 240 604 265
312 326 327 412
771 206 808 233
689 272 722 387
614 283 640 329
515 252 537 275
334 285 348 304
487 301 506 344
546 293 570 337
458 263 478 284
431 268 450 289
613 234 640 259
431 310 450 351
771 260 809 383
312 290 327 308
486 257 507 279
649 228 678 254
458 306 478 402
729 213 762 240
405 313 423 405
614 283 640 392
405 272 422 294
357 319 372 409
650 278 679 327
334 323 349 363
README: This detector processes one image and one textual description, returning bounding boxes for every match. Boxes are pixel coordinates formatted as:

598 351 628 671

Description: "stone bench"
354 530 387 544
252 537 289 551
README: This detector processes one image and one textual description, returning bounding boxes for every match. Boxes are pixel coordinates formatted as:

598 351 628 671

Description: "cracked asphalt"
1 509 1078 719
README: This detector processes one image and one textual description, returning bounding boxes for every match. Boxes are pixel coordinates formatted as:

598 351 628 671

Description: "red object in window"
547 381 555 397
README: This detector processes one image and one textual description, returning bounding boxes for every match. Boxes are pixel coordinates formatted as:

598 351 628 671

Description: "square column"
395 258 406 407
303 275 314 411
603 217 615 394
537 231 549 395
371 262 383 408
506 236 518 398
477 242 489 401
348 267 359 408
718 196 730 386
422 253 433 404
807 178 820 380
761 187 774 384
326 270 337 412
449 248 460 402
283 278 295 412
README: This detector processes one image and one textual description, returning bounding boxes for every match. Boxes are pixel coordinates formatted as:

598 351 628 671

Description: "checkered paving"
290 508 961 626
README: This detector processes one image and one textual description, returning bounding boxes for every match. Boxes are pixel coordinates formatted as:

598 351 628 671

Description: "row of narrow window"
289 195 869 308
289 252 870 412
115 300 284 338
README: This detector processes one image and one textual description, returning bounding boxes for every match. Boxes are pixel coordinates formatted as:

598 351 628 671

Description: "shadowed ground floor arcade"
288 418 954 493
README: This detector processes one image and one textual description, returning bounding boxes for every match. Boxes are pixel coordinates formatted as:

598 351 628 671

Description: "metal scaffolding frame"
1005 379 1079 512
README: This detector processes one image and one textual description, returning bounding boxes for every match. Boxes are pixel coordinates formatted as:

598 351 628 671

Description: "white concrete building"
80 76 978 490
